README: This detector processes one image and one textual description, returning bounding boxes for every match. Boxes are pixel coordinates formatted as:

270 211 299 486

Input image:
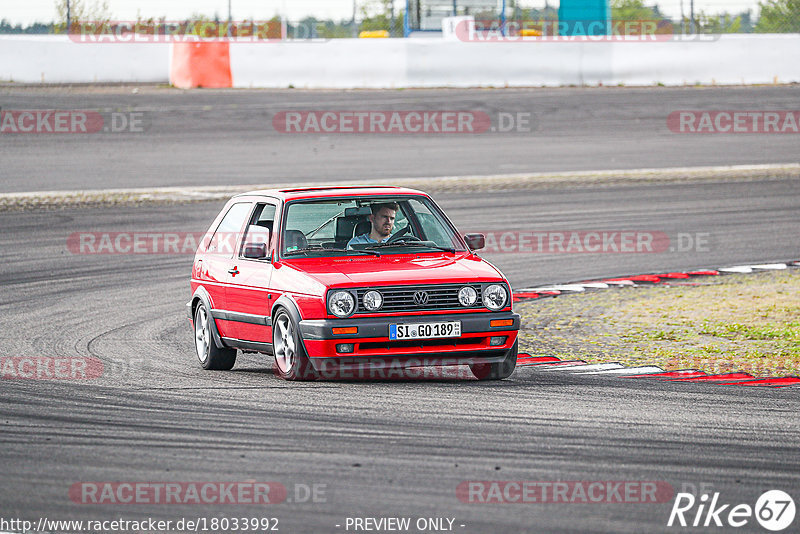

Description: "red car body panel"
275 253 504 295
189 186 519 371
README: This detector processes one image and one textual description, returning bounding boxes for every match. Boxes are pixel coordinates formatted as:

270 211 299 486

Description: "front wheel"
470 340 517 380
194 302 237 370
272 309 317 381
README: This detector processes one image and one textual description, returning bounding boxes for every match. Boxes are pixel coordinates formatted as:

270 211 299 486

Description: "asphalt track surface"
1 180 799 534
1 87 799 533
2 85 800 193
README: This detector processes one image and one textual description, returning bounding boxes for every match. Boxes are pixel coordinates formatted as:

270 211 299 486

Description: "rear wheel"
272 308 317 381
194 302 237 370
470 340 518 380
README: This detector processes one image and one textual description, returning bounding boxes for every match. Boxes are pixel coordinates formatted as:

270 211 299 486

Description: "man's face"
370 207 396 238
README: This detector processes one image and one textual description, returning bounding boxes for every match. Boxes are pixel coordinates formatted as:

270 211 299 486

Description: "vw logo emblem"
413 291 429 306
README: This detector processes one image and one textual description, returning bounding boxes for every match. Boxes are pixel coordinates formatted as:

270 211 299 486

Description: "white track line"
577 366 665 375
579 282 610 289
526 285 586 293
719 263 790 273
535 363 623 372
718 266 754 273
749 263 788 270
526 362 586 369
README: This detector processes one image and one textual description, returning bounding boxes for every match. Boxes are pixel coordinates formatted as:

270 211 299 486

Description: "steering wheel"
386 224 421 244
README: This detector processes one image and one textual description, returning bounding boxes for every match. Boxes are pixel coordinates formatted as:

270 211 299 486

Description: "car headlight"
328 290 356 318
363 290 383 311
482 284 507 311
458 286 478 307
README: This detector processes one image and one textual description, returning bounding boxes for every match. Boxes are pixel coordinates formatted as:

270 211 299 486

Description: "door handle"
228 267 240 276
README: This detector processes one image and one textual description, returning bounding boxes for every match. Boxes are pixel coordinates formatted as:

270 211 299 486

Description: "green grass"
516 269 800 377
699 321 800 341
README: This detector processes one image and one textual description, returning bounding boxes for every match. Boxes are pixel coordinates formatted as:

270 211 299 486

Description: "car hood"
280 252 505 289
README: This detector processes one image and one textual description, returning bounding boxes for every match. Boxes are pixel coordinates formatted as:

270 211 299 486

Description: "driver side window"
240 203 277 259
407 198 455 247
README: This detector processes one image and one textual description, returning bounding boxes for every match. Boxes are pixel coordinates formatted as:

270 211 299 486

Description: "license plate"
389 321 462 340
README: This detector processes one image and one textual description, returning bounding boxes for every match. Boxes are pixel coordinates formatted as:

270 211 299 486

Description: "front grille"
355 284 482 314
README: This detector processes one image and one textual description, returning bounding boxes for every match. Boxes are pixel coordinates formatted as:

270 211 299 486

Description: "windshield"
280 196 465 257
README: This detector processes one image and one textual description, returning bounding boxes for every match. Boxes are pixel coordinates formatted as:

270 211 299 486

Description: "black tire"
470 340 518 380
272 308 317 381
194 302 237 370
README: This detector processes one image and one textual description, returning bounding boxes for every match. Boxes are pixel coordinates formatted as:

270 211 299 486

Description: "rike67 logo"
668 489 795 531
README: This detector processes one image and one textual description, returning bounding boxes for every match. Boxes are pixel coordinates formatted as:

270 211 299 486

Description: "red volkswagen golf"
188 186 519 381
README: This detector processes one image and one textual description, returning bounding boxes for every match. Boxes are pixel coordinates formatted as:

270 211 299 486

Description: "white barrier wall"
611 34 800 85
0 36 169 83
231 39 409 89
2 34 798 87
230 34 800 88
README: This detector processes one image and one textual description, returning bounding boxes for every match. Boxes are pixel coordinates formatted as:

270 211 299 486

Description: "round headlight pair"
328 290 383 317
483 284 508 311
328 290 355 318
458 286 478 307
362 290 383 311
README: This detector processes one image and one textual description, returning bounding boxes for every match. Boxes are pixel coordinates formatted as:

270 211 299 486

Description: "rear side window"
207 202 252 256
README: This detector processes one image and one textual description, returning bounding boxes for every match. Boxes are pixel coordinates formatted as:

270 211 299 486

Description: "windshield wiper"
284 247 381 257
367 242 456 253
305 209 346 239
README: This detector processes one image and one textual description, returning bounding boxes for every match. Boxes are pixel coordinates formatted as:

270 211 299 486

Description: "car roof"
234 185 427 201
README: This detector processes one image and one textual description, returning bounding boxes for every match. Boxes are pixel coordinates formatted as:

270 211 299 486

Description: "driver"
347 202 398 249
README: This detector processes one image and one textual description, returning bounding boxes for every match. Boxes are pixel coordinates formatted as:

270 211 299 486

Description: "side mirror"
464 233 485 251
243 242 268 259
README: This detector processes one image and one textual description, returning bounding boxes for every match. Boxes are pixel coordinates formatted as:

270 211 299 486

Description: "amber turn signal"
332 326 358 335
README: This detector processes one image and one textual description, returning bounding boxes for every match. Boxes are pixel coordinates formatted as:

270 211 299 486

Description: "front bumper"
298 311 519 370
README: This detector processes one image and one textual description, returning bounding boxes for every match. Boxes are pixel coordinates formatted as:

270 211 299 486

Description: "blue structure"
557 0 611 35
404 0 507 37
